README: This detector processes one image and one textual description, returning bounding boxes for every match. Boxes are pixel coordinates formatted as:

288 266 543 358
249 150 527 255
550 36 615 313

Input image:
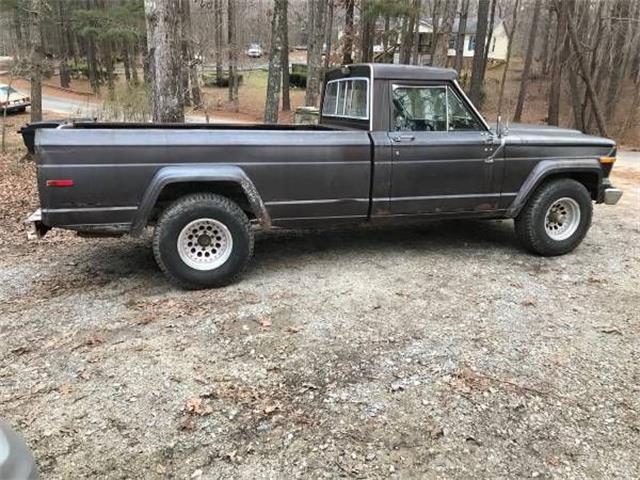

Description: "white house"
416 17 509 65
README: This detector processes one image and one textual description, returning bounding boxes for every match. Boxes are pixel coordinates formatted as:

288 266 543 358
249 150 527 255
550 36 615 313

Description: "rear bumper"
603 188 623 205
25 209 49 240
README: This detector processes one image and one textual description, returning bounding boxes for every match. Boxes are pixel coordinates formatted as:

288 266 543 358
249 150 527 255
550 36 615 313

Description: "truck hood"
502 123 615 149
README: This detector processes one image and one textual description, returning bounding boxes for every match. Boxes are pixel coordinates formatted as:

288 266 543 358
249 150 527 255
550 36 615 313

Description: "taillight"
46 179 74 187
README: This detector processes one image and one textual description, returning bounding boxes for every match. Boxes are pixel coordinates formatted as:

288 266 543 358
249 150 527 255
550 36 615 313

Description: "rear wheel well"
150 182 256 224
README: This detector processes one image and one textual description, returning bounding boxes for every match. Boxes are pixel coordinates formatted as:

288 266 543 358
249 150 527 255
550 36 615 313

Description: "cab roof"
350 63 458 81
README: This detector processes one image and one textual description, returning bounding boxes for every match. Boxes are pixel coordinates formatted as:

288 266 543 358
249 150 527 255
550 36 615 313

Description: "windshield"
0 86 19 97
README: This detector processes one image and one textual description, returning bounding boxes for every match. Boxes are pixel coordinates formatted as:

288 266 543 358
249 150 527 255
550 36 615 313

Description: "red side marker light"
46 179 74 187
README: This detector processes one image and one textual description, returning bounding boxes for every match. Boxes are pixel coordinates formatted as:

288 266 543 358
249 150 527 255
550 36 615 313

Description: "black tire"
514 178 593 256
152 193 254 289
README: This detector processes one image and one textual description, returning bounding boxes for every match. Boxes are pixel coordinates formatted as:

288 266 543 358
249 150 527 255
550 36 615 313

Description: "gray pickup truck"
25 64 622 289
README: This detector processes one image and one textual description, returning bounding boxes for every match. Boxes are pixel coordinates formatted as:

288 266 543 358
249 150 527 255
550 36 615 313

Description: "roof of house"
420 17 504 34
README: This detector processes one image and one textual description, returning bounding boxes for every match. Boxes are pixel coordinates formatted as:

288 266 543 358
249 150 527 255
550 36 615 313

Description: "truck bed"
34 124 376 233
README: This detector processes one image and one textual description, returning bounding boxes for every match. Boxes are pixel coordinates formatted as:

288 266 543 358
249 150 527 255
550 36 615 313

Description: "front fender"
506 159 602 217
130 165 270 236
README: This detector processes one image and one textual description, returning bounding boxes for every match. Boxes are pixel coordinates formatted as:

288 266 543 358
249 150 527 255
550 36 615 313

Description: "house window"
322 78 369 120
448 36 457 49
469 35 476 51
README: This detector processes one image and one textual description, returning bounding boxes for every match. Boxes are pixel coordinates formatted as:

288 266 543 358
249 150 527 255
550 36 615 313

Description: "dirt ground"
0 111 639 479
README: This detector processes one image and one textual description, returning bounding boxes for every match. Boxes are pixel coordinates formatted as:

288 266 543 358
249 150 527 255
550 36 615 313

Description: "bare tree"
469 0 490 105
400 0 418 64
281 0 291 111
214 0 224 82
324 0 335 68
144 0 184 123
431 0 455 67
547 1 565 126
228 0 239 111
513 0 542 122
604 0 631 122
264 0 286 123
28 0 44 122
496 0 520 118
540 1 553 75
561 0 607 137
481 0 496 82
181 0 202 108
454 0 469 73
305 0 326 106
360 0 375 62
342 0 355 64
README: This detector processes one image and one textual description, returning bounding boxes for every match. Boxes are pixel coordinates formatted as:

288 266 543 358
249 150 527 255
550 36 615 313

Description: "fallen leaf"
178 416 197 431
260 317 272 329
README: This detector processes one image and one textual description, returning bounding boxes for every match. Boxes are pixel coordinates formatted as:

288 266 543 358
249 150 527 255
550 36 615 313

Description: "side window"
322 78 369 120
392 85 447 131
447 88 483 131
392 84 484 132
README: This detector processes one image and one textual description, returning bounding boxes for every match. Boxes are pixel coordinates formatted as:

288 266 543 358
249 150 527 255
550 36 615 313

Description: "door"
388 82 500 214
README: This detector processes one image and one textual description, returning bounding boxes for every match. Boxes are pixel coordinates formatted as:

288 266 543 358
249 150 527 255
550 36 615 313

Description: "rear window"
322 78 369 120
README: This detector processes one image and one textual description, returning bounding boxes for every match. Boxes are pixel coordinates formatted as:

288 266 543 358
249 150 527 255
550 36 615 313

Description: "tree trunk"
431 0 454 67
123 45 132 84
481 0 496 80
360 0 375 62
540 2 552 75
469 0 490 105
103 39 115 96
57 0 71 89
265 0 286 123
214 0 224 82
513 0 541 122
561 0 607 137
181 0 202 108
29 0 44 122
454 0 469 73
227 0 239 111
324 0 334 68
547 2 565 126
87 37 100 93
496 0 519 118
281 0 291 111
342 0 355 64
305 0 326 106
604 0 631 122
410 0 422 65
130 43 139 85
144 0 185 123
400 0 418 64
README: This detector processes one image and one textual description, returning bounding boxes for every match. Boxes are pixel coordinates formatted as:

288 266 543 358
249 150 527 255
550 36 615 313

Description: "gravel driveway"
1 137 638 478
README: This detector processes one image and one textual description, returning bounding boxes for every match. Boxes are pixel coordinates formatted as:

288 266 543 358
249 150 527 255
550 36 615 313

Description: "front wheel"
153 193 254 289
514 179 593 256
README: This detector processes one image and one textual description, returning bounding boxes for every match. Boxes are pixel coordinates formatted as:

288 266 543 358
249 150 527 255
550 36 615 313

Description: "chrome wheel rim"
544 197 581 241
177 218 233 270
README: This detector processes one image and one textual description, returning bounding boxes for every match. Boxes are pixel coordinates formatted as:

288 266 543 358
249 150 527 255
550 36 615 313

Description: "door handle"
392 134 415 143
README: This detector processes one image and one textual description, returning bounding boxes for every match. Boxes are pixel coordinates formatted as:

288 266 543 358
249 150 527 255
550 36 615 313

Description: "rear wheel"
514 179 592 256
153 193 254 289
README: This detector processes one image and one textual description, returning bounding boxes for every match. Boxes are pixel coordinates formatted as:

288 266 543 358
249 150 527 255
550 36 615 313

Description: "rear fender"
507 159 602 217
130 165 270 236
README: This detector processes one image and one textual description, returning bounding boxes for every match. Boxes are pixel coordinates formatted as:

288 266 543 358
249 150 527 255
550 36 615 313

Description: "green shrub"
202 72 244 88
289 72 307 88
